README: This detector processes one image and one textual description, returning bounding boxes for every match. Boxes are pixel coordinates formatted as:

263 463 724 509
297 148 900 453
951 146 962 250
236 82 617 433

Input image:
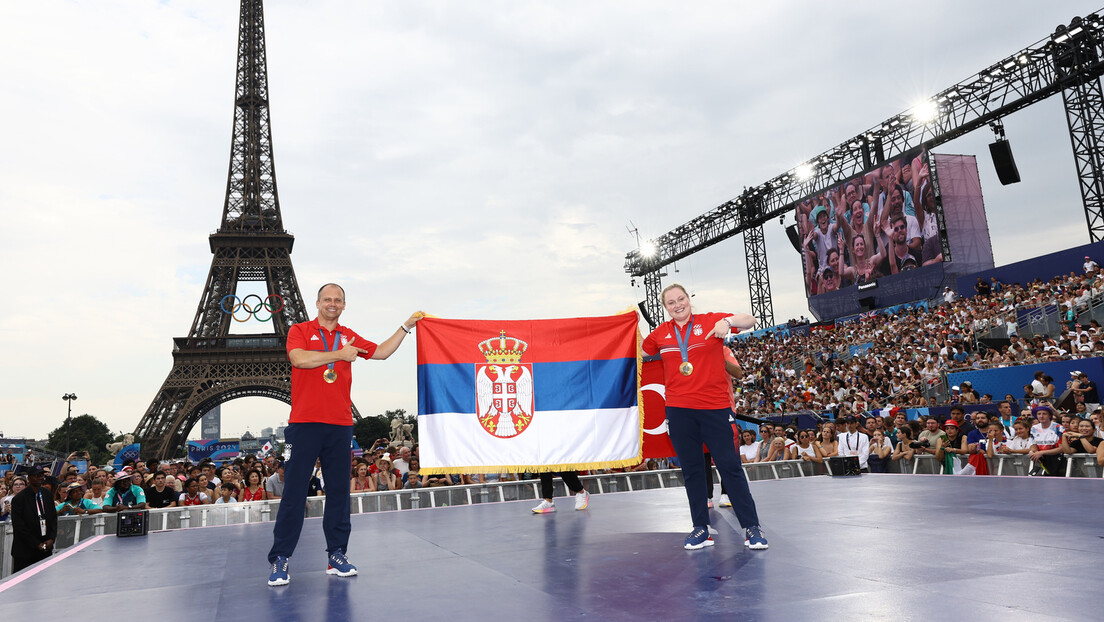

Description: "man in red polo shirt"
267 283 424 586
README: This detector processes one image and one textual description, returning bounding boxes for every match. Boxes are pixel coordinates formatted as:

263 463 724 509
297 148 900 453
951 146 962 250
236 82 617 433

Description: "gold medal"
679 361 694 376
323 368 337 383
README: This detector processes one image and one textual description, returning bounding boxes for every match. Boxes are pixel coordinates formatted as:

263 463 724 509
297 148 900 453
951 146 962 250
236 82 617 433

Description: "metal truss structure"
626 11 1104 329
742 225 773 329
135 0 359 459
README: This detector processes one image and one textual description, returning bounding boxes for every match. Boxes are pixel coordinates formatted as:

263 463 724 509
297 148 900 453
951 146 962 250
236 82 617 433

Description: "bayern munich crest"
475 330 534 438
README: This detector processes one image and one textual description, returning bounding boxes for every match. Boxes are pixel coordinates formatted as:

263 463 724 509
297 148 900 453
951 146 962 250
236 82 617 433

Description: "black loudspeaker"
827 456 861 476
117 509 150 537
637 301 655 327
858 296 876 310
989 139 1021 185
785 224 802 253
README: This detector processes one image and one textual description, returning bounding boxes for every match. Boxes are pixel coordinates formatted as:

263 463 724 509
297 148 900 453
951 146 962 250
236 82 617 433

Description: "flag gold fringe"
420 456 643 476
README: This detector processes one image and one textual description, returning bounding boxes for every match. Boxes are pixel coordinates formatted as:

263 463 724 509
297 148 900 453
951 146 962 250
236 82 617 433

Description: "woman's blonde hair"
660 283 690 306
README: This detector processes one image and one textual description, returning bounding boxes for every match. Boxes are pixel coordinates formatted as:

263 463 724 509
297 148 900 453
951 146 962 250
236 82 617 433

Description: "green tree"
353 415 390 450
45 414 114 465
352 408 417 448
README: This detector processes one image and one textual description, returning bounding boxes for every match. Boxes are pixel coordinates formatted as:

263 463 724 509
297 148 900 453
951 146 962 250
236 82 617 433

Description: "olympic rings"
219 294 284 322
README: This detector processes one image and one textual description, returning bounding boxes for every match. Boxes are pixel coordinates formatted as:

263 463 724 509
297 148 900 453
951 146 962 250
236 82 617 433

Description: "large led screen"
795 147 942 297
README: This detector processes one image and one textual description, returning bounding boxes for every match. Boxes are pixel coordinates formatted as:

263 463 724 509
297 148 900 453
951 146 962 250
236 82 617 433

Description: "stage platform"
1 474 1100 621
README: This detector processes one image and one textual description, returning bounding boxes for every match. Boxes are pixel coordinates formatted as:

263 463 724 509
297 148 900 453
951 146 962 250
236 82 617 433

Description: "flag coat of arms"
417 313 641 474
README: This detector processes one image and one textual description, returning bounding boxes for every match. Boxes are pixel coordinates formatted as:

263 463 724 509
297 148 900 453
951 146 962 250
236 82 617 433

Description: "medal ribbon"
317 329 344 375
672 316 695 368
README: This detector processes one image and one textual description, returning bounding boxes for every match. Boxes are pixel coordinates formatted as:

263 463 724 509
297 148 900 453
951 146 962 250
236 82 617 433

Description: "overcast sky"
0 0 1097 442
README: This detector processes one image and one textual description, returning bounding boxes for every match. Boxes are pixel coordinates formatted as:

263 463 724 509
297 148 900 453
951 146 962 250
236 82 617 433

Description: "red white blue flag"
416 313 641 474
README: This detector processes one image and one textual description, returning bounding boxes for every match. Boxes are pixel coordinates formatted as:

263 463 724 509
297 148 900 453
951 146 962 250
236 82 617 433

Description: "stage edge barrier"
2 460 1100 579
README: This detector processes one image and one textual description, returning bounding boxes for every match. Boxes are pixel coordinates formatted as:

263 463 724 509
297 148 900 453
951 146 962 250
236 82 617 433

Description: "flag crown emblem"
478 330 529 364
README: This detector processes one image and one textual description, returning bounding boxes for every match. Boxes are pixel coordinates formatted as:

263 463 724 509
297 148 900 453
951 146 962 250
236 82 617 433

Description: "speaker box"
827 456 861 476
117 509 150 537
785 224 802 253
989 139 1021 185
637 301 655 327
858 296 876 310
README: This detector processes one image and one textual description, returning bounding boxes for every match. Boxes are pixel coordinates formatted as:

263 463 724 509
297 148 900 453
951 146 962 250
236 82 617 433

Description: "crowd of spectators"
728 266 1104 418
731 402 1104 474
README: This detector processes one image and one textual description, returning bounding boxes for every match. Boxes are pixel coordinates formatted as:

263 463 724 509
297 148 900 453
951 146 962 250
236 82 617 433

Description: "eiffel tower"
135 0 358 459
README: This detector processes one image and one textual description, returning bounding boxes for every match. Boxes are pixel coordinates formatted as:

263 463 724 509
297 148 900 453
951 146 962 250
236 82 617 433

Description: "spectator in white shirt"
999 419 1035 454
1029 405 1066 475
738 429 760 464
837 416 870 471
392 446 412 476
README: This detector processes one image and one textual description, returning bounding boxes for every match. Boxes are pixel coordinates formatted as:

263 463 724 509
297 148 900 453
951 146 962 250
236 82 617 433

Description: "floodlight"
911 100 940 124
795 164 815 181
640 240 658 258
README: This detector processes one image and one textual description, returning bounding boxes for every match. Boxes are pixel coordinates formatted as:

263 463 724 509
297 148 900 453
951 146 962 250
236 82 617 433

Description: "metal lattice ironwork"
640 271 665 330
135 0 357 460
742 225 773 328
1058 22 1104 242
626 11 1104 311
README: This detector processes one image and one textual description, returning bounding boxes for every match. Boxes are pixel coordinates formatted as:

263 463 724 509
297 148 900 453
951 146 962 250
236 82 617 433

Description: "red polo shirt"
287 318 377 425
642 312 731 410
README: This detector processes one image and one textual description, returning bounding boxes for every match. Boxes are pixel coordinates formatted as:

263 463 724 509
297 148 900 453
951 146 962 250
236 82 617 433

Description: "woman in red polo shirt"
641 283 768 551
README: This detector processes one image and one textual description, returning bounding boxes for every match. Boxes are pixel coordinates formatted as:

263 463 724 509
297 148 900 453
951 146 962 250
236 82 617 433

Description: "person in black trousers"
531 471 589 513
10 466 57 573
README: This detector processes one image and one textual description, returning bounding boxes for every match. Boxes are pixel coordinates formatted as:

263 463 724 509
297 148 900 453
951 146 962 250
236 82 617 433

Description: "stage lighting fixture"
911 100 940 125
795 163 815 181
640 240 658 258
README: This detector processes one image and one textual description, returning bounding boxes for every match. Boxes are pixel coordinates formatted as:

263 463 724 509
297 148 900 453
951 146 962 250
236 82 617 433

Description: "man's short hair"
950 405 965 415
317 283 346 300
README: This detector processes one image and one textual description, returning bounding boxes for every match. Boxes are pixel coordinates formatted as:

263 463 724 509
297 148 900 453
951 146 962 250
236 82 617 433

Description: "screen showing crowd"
795 148 943 297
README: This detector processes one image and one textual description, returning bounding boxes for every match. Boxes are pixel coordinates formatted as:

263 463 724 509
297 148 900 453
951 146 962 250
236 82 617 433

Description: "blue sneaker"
745 526 768 550
267 556 290 586
326 550 358 577
683 526 714 550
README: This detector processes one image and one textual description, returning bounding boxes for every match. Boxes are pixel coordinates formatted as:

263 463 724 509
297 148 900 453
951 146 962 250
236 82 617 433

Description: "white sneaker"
574 490 589 510
532 499 556 513
718 494 732 508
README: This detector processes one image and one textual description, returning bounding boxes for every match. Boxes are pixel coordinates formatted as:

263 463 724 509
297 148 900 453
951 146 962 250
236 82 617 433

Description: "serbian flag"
417 312 641 474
